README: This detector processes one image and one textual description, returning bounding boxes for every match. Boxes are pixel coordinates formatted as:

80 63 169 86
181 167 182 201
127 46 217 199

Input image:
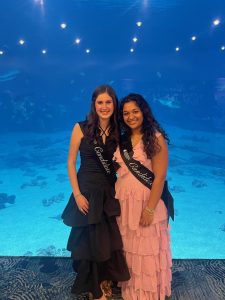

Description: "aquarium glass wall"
0 0 225 258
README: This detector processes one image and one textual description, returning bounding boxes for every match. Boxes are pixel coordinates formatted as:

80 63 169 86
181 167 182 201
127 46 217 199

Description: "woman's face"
122 101 143 131
95 92 114 120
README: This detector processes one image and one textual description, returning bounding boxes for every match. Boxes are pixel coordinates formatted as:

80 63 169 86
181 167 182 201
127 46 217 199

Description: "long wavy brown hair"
119 93 169 159
84 84 119 145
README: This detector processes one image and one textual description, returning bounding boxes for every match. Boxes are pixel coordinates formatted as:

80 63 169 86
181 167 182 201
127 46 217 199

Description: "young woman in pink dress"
114 93 173 300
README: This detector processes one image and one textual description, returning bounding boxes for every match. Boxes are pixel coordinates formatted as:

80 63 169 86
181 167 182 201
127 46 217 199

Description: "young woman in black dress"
62 85 130 300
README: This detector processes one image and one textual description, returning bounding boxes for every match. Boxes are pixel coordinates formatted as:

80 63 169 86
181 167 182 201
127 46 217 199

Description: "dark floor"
0 257 225 300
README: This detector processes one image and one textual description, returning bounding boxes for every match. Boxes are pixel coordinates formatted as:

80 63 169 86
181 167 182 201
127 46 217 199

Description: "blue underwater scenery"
0 0 225 258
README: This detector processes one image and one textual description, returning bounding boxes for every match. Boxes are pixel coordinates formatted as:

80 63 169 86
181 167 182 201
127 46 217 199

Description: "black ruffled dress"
62 121 130 298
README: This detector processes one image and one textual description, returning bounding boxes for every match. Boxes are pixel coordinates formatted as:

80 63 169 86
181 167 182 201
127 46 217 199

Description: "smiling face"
95 92 114 121
122 101 144 132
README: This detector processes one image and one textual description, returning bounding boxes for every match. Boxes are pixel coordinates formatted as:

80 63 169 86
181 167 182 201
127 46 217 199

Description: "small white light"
19 39 25 45
0 50 4 55
60 23 67 29
175 47 180 52
213 19 220 26
42 49 47 54
133 37 138 43
221 46 225 51
130 48 134 53
75 38 81 44
136 21 142 27
191 36 197 41
35 0 44 6
86 49 90 53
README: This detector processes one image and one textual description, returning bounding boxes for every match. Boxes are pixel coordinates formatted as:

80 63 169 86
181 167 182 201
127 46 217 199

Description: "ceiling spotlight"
60 23 67 29
19 39 25 45
130 48 134 53
0 50 4 55
191 36 197 41
136 21 142 27
86 49 90 54
133 37 138 43
42 49 47 54
35 0 44 6
175 47 180 52
221 46 225 51
213 19 220 26
75 38 81 44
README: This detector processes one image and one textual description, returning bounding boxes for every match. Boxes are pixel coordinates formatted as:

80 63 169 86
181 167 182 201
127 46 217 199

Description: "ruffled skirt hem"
121 286 171 300
72 250 130 298
119 220 172 300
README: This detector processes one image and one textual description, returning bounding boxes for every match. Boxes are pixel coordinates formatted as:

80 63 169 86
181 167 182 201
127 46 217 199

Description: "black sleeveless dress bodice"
61 121 130 298
78 129 116 176
62 121 120 227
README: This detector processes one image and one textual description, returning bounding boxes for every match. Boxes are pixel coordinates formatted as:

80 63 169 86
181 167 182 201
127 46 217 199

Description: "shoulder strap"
78 120 87 135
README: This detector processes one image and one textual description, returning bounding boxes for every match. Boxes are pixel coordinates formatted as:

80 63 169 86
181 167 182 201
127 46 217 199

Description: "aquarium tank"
0 0 225 258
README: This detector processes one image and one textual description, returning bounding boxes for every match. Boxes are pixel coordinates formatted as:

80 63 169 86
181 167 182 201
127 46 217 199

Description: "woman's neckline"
131 135 142 148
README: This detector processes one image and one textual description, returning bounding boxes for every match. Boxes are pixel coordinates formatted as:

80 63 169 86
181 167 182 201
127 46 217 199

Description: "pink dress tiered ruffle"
114 139 172 300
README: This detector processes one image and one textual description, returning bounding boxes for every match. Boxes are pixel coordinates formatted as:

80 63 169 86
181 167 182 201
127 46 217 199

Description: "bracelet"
74 193 82 198
145 207 155 216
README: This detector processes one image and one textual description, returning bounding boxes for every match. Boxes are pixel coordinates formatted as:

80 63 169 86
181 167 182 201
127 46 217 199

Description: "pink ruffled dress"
114 138 172 300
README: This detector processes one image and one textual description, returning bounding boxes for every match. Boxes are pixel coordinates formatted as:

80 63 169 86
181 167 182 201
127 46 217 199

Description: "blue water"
0 0 225 258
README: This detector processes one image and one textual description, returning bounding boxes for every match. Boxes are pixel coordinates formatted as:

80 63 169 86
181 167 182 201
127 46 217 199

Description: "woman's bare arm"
147 135 168 210
67 123 89 214
140 135 168 226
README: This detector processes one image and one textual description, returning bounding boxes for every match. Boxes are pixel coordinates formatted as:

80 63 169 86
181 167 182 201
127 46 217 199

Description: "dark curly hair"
84 84 119 145
119 93 169 159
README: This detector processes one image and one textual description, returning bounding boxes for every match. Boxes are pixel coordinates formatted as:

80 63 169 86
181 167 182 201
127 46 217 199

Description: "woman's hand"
140 209 154 227
75 194 89 215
